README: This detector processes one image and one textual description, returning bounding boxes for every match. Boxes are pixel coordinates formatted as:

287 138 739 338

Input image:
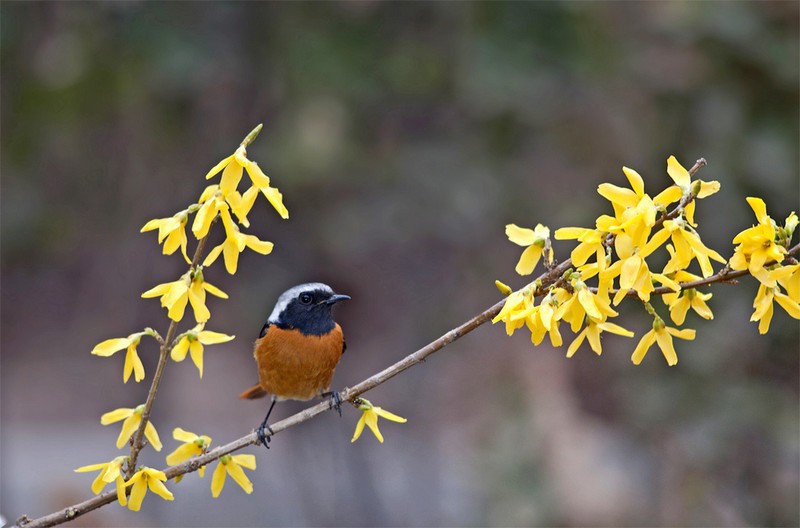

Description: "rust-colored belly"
253 324 343 401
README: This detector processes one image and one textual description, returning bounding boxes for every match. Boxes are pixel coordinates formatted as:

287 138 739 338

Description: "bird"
240 282 350 448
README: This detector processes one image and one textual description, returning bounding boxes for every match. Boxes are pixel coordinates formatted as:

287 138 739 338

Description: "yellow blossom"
225 185 259 228
602 232 678 304
750 282 800 334
202 206 274 274
243 161 289 219
171 324 234 378
492 287 533 336
566 318 634 358
664 155 720 226
351 398 407 443
91 332 147 383
554 227 607 268
205 145 289 219
141 210 191 263
770 264 799 302
142 269 228 323
660 218 725 278
101 404 162 451
74 456 128 506
523 290 564 347
730 197 786 286
192 190 227 239
211 454 256 497
506 224 552 275
165 428 212 479
596 166 658 247
125 467 174 511
555 279 617 333
205 145 252 197
662 288 713 325
631 317 695 366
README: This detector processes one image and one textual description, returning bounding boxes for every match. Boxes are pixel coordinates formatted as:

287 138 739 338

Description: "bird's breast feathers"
253 324 344 401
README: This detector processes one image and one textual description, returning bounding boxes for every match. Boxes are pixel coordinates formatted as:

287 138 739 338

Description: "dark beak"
325 294 351 305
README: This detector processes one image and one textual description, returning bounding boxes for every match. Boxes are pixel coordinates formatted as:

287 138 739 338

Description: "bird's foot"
324 390 343 417
256 421 274 449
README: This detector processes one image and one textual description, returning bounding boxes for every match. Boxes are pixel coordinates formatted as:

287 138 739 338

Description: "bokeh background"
2 2 798 527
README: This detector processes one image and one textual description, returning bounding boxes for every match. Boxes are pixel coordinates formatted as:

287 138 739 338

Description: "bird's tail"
239 384 268 400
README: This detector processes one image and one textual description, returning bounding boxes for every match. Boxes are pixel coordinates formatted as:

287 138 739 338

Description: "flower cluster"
495 156 799 365
77 125 280 510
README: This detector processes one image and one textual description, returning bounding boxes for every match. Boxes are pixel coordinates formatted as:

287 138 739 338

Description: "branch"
16 256 576 528
126 222 216 475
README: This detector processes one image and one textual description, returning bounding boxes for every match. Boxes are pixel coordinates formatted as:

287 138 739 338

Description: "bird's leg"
256 398 277 449
322 390 343 417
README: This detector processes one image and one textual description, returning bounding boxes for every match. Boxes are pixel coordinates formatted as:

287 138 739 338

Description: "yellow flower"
142 268 228 323
205 145 252 197
750 283 800 334
730 197 786 286
524 290 564 347
225 185 259 228
141 210 191 263
492 286 533 336
602 231 678 304
664 155 720 226
770 264 799 302
596 166 658 248
205 146 289 220
165 428 212 479
125 467 174 511
351 398 407 443
662 287 713 325
506 224 552 275
211 454 256 497
101 404 162 451
171 324 234 378
554 227 607 268
566 318 634 358
74 456 128 505
243 161 289 219
91 332 146 383
555 279 618 333
192 189 227 239
660 218 725 278
202 206 274 274
631 317 695 366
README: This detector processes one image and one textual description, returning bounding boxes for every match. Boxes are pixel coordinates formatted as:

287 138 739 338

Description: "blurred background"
1 2 798 526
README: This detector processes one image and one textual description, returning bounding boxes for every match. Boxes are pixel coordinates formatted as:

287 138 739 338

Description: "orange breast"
253 324 344 401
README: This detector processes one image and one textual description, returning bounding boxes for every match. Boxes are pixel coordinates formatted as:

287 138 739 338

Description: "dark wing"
259 322 269 338
342 336 347 355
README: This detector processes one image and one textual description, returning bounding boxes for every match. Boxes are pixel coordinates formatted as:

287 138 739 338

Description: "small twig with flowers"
14 146 798 528
495 156 798 363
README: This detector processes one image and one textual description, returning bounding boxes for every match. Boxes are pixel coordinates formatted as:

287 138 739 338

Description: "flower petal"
211 461 227 498
101 408 133 425
226 462 254 494
505 224 537 246
91 338 131 357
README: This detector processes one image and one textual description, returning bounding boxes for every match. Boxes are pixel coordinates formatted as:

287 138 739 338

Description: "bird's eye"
299 293 313 305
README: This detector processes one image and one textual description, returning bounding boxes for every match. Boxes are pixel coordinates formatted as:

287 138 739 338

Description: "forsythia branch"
125 220 216 476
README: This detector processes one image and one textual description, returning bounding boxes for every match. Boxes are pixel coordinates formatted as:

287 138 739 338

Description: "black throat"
275 301 336 336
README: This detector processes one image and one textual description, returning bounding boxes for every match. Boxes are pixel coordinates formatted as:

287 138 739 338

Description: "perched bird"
240 282 350 448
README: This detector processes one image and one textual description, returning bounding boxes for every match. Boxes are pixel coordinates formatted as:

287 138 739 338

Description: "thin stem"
126 219 217 476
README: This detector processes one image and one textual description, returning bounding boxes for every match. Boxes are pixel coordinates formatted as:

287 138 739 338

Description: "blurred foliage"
1 2 798 527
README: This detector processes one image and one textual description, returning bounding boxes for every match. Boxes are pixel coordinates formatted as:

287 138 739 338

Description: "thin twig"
126 219 216 476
